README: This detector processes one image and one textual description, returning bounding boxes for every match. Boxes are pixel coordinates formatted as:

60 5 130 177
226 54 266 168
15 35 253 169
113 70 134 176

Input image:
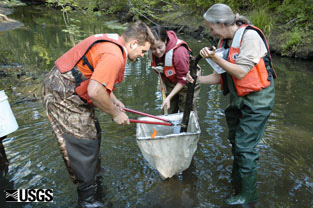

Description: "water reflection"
0 5 312 208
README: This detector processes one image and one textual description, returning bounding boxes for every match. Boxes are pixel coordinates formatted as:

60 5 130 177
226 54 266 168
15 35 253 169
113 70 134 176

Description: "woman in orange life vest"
42 21 155 208
186 3 276 206
149 25 200 114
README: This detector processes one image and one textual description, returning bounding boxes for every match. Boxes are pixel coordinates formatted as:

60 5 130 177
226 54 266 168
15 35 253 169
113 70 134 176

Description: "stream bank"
1 2 312 60
121 8 313 60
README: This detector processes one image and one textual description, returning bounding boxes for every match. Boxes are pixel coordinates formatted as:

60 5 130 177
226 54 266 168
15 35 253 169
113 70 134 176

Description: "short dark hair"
150 25 168 43
122 21 155 45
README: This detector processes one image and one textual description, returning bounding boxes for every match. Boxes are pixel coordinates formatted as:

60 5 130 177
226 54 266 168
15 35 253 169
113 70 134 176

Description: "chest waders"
163 80 200 114
43 34 126 208
43 34 126 207
42 66 105 208
224 73 275 205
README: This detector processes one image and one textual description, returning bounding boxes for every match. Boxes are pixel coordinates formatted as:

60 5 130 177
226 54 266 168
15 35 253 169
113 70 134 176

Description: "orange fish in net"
151 128 157 138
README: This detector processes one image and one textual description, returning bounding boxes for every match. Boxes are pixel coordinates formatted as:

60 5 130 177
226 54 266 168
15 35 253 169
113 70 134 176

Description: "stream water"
0 5 312 208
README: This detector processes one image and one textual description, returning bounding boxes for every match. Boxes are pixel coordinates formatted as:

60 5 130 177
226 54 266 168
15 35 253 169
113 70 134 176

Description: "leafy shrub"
248 8 273 38
277 0 313 25
281 27 304 56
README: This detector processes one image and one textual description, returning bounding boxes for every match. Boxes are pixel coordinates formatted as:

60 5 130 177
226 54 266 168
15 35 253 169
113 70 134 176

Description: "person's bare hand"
112 111 130 125
161 97 171 110
113 99 125 112
185 71 194 83
184 70 201 83
200 46 216 59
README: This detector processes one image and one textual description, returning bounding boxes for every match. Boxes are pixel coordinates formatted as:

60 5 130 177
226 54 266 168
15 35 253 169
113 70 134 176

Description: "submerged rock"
0 13 24 31
0 3 24 31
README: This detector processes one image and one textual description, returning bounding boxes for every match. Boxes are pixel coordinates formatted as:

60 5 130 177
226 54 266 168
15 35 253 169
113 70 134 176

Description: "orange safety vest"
55 34 127 104
219 24 276 96
149 39 191 83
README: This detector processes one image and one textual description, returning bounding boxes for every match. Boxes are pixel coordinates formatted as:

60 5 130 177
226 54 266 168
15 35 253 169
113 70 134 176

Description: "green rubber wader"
225 73 275 176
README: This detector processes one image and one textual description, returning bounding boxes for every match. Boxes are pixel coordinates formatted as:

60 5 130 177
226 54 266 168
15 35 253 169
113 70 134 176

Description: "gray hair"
203 3 250 25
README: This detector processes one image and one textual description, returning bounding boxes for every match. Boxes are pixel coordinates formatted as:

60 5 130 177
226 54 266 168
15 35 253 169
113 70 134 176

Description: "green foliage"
43 0 312 58
44 0 312 29
281 27 304 56
61 18 84 45
103 0 128 14
248 8 273 38
46 0 104 46
174 0 278 14
46 0 101 13
276 0 313 56
128 0 155 21
277 0 313 25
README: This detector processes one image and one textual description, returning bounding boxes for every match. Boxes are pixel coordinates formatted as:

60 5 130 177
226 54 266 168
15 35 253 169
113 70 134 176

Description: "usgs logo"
6 189 53 202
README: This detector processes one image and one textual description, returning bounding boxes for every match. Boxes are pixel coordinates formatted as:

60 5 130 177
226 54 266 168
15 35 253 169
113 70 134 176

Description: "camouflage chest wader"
224 73 275 204
164 80 200 114
42 65 102 191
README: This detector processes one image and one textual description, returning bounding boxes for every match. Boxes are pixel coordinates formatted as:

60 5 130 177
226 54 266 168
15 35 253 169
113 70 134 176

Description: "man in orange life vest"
42 21 155 208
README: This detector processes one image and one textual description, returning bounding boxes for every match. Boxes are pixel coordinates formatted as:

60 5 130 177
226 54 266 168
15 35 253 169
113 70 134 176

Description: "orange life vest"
55 34 127 104
219 24 276 96
149 39 191 83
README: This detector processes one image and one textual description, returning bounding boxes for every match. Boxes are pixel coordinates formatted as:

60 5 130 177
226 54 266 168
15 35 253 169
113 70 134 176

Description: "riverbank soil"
270 24 313 60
